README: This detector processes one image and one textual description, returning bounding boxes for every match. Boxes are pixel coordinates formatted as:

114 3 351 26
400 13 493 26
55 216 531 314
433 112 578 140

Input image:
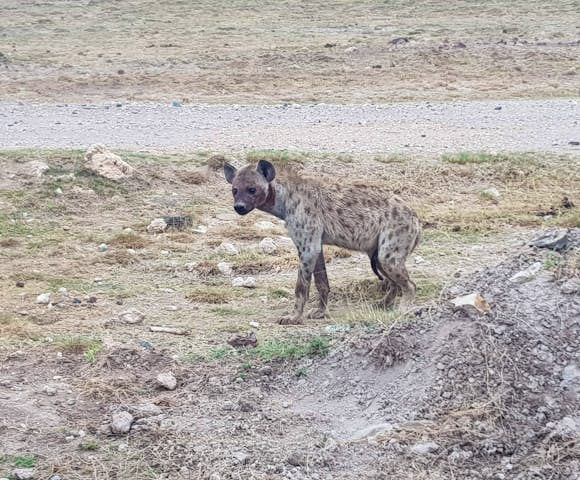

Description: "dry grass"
2 0 577 104
186 285 237 304
108 233 150 249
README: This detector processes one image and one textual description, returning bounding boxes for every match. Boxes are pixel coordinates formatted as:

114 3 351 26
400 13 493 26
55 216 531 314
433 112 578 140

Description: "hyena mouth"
234 205 251 215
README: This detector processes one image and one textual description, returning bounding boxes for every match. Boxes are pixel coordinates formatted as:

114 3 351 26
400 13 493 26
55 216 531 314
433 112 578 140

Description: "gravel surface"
0 99 579 153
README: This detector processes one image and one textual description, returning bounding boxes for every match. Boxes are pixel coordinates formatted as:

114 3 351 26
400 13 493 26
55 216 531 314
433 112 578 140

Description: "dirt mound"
289 229 580 479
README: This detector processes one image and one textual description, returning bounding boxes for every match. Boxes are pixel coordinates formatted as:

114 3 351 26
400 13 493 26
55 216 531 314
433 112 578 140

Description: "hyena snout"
234 202 250 215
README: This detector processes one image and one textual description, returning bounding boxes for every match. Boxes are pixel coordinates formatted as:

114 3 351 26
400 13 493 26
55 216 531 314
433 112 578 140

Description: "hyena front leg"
279 234 322 325
306 250 329 319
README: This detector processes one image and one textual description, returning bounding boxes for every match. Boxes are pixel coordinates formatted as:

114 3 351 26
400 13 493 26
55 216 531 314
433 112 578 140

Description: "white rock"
509 262 543 284
414 255 426 264
561 364 580 389
249 321 260 328
450 292 490 314
549 416 580 440
36 293 51 304
118 309 145 325
218 242 239 255
54 187 63 196
344 46 359 53
111 411 134 434
147 218 168 234
480 187 501 201
157 372 177 390
192 225 208 234
98 243 109 252
410 441 440 455
232 276 256 288
254 220 277 230
44 385 57 396
130 403 162 419
217 262 233 276
26 160 49 178
84 144 134 180
12 469 35 480
259 237 278 255
58 287 68 296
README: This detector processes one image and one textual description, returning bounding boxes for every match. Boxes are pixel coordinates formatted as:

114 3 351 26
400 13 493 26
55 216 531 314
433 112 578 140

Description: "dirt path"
1 99 578 153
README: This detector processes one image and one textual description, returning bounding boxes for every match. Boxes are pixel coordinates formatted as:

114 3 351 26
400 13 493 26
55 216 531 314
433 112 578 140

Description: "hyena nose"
234 203 248 215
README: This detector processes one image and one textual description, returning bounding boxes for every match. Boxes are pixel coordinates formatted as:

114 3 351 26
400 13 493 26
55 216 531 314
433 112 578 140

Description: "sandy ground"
1 99 579 153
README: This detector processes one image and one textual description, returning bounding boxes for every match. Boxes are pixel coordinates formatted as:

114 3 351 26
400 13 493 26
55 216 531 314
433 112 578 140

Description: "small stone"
530 229 569 251
238 397 257 412
36 293 51 304
49 475 63 480
450 293 490 314
58 287 68 296
54 187 63 196
254 220 278 230
232 451 250 465
259 366 273 376
480 187 501 202
12 469 35 480
218 242 239 255
217 262 233 276
410 441 440 455
111 411 134 434
192 225 208 234
227 332 258 348
147 218 168 234
549 416 580 440
561 278 580 294
16 281 25 288
44 385 57 396
157 372 177 390
287 452 307 466
130 403 162 419
249 321 260 328
344 46 358 53
232 276 256 288
171 100 182 107
259 237 277 255
509 262 543 284
84 145 134 180
349 422 394 441
98 243 109 252
119 309 145 324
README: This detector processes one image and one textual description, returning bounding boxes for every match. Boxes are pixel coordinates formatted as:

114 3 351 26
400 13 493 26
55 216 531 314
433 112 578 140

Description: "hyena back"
224 160 421 325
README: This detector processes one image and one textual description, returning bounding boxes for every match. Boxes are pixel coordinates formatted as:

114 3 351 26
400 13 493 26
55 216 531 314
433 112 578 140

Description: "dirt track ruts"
0 99 578 153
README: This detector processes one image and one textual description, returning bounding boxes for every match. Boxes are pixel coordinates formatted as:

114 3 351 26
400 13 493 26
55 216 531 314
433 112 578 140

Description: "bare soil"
0 149 579 478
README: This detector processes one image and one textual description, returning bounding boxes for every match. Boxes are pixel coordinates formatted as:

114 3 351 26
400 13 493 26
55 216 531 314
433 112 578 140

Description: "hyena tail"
369 249 384 280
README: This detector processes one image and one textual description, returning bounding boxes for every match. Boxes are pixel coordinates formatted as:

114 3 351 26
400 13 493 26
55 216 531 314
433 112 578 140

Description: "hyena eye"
232 188 238 195
248 187 257 195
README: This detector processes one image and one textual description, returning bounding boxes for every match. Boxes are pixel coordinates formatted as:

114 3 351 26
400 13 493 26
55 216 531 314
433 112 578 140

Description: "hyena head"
224 160 276 215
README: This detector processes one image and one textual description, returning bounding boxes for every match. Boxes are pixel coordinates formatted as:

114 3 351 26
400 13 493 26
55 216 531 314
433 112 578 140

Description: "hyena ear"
257 160 276 182
224 163 237 184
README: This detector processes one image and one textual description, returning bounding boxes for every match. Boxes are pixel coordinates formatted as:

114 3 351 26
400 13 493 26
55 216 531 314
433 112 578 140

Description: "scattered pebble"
192 225 208 234
98 243 109 252
287 452 307 466
561 278 580 294
410 441 440 455
232 451 251 465
232 276 256 288
217 262 233 276
259 237 278 255
36 293 51 304
85 144 134 180
228 332 258 348
44 385 57 396
16 281 25 288
119 309 145 325
147 218 168 234
111 411 134 434
157 372 177 390
480 186 501 202
11 469 35 480
218 242 239 255
509 262 543 284
249 321 260 328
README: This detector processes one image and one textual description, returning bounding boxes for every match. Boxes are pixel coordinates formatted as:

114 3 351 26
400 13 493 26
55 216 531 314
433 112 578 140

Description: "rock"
227 332 258 348
238 397 257 412
130 403 163 419
16 281 25 288
171 100 182 107
44 385 57 396
344 46 358 53
12 469 35 480
192 225 208 234
389 37 409 45
561 278 580 294
287 452 307 466
530 229 570 251
480 187 501 202
98 243 109 252
349 422 394 441
218 242 239 255
163 216 192 230
217 262 233 276
111 411 134 434
84 145 134 180
147 218 168 234
232 276 256 288
249 321 260 328
259 237 277 254
49 475 63 480
26 160 49 177
232 451 251 465
561 364 580 390
410 441 440 455
452 41 467 49
119 309 145 325
156 372 177 390
509 262 543 284
549 416 580 440
259 366 273 376
255 220 278 230
450 293 490 314
54 187 63 196
36 293 51 304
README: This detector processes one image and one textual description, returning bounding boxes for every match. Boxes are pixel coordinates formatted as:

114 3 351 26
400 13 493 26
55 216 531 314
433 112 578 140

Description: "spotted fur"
224 160 421 324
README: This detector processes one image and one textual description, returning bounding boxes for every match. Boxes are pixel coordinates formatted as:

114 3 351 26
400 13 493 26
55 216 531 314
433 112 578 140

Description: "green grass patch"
52 336 103 357
14 454 37 468
251 337 329 361
440 152 535 165
246 150 305 168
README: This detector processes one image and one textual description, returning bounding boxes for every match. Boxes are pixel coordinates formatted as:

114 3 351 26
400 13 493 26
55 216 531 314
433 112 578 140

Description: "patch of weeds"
269 288 292 299
74 168 128 195
341 305 408 328
52 336 102 355
79 439 100 451
414 272 444 301
186 285 235 304
85 343 103 363
544 253 562 270
210 346 236 360
295 367 308 378
240 362 253 371
550 210 580 228
14 454 37 468
246 150 305 168
251 337 329 362
180 352 206 363
108 232 149 249
440 152 533 165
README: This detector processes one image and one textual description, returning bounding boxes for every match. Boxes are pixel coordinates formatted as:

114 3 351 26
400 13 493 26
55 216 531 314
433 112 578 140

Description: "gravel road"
0 99 578 154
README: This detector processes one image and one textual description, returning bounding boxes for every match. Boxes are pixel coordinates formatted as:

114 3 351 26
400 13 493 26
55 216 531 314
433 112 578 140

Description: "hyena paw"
306 308 328 319
278 314 304 325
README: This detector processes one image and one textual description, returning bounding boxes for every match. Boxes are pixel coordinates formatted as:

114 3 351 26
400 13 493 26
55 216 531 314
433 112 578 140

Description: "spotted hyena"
224 160 421 325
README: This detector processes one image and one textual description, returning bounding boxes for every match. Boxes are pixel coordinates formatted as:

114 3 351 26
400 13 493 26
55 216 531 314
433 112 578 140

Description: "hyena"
224 160 421 325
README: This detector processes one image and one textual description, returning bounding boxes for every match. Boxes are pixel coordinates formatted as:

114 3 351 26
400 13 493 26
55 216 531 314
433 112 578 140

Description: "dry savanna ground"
0 148 579 478
1 0 579 104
